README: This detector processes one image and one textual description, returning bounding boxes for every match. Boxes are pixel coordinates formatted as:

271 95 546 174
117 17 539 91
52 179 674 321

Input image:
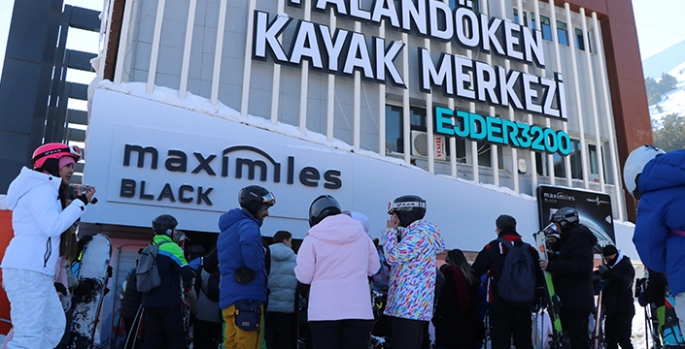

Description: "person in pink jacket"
294 195 381 349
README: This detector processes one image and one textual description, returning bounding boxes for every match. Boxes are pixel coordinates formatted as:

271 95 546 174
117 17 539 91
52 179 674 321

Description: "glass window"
529 13 537 30
514 9 529 26
540 16 552 41
556 21 569 46
449 0 479 12
514 9 520 24
385 104 465 160
554 139 582 180
476 141 504 168
588 32 594 53
574 28 585 51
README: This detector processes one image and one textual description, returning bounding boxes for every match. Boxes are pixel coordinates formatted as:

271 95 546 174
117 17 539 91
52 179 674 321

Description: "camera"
69 184 94 198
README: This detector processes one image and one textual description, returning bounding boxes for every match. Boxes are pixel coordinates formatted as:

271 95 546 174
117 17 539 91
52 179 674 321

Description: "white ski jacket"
1 167 85 276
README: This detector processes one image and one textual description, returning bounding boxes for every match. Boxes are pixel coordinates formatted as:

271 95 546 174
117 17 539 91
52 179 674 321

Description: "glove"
598 265 608 275
54 282 68 296
234 267 256 284
59 293 72 312
638 293 648 307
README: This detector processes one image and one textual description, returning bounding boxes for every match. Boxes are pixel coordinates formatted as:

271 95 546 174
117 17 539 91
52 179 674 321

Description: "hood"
269 243 295 262
218 208 261 232
608 249 625 269
404 219 445 253
307 213 365 244
566 223 598 247
639 150 685 195
6 167 60 210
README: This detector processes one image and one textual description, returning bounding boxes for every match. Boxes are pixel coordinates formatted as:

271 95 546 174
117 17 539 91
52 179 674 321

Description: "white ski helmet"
623 145 665 199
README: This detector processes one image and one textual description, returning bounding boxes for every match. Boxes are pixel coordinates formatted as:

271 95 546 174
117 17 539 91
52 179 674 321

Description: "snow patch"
614 220 636 228
0 195 6 211
96 81 543 200
650 61 685 121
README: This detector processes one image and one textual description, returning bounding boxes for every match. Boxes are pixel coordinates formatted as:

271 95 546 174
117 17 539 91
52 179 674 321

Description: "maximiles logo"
117 144 342 206
542 192 576 203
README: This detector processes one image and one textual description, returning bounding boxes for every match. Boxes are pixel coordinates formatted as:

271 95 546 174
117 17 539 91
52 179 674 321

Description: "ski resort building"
0 0 652 343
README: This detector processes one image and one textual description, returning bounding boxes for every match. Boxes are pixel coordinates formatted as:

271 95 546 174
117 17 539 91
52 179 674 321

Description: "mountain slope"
649 61 685 120
643 39 685 79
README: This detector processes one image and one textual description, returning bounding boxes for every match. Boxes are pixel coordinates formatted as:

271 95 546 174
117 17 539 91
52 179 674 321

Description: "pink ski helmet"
32 143 82 170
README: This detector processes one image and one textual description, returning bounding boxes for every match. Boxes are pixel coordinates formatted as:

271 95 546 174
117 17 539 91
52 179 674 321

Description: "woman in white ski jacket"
1 143 95 349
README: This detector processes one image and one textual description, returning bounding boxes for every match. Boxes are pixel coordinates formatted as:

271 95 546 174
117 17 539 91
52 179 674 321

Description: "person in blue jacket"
217 185 276 349
624 145 685 331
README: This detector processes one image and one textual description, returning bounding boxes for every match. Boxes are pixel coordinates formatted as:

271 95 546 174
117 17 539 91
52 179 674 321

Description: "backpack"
136 241 170 293
194 259 221 302
496 238 536 306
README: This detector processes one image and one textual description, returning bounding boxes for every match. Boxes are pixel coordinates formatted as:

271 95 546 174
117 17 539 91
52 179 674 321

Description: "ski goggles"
261 192 276 207
387 200 426 214
33 144 82 162
543 223 560 238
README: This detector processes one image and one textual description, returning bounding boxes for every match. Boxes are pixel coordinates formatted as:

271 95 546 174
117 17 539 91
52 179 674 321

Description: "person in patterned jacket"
381 195 445 349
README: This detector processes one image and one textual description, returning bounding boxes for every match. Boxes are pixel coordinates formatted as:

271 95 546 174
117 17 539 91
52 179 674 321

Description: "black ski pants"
488 308 533 349
605 315 634 349
560 308 590 349
265 312 297 349
309 319 374 349
389 316 429 349
140 305 186 349
193 319 223 349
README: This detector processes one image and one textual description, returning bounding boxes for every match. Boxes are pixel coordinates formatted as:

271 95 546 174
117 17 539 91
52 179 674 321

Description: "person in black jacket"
472 215 541 349
598 245 635 349
140 214 194 349
539 207 598 349
434 249 482 349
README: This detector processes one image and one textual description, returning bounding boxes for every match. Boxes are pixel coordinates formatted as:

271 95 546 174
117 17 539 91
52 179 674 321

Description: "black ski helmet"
388 195 426 228
549 207 579 232
152 214 178 236
239 185 275 217
309 195 341 227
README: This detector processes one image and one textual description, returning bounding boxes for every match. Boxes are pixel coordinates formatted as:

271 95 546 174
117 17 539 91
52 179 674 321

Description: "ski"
534 229 570 349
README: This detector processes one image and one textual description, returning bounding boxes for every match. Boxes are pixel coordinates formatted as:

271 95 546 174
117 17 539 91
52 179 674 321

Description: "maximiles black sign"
118 144 343 206
537 185 615 246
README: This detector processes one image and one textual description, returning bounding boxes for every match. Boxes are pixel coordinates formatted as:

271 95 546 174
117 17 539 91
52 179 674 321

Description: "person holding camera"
0 143 95 349
218 185 275 349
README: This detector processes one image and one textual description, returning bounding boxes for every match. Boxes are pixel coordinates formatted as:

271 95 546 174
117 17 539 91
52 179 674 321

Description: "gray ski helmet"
388 195 426 227
549 207 579 231
623 144 665 200
239 185 275 216
309 195 341 227
152 214 178 235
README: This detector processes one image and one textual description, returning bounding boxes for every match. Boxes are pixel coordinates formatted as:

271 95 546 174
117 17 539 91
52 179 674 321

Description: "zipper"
43 237 52 268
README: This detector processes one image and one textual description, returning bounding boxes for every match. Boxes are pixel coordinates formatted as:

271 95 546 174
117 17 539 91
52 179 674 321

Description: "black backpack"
496 238 536 306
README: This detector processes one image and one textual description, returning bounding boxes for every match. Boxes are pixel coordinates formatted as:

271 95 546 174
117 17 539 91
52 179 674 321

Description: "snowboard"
67 234 112 349
534 229 571 349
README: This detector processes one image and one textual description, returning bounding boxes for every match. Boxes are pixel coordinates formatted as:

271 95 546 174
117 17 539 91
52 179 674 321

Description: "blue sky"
0 0 684 81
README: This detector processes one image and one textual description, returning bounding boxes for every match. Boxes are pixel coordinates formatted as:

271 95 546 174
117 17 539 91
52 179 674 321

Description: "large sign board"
537 185 615 247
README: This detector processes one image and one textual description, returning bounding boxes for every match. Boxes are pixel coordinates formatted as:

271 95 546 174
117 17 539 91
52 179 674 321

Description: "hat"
602 245 618 257
349 211 370 234
496 214 517 231
58 155 76 170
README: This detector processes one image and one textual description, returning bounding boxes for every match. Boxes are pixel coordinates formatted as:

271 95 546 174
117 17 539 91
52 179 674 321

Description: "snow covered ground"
633 301 648 349
650 61 685 121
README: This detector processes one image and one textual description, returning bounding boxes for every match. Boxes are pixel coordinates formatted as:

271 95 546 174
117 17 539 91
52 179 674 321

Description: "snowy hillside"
650 61 685 121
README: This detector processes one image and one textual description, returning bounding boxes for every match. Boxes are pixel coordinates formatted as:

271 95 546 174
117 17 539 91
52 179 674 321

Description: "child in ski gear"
598 245 635 349
625 145 685 331
218 185 275 349
295 196 380 349
265 231 298 349
539 207 597 349
1 143 95 349
382 195 445 349
434 249 483 349
472 214 541 349
140 214 193 349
